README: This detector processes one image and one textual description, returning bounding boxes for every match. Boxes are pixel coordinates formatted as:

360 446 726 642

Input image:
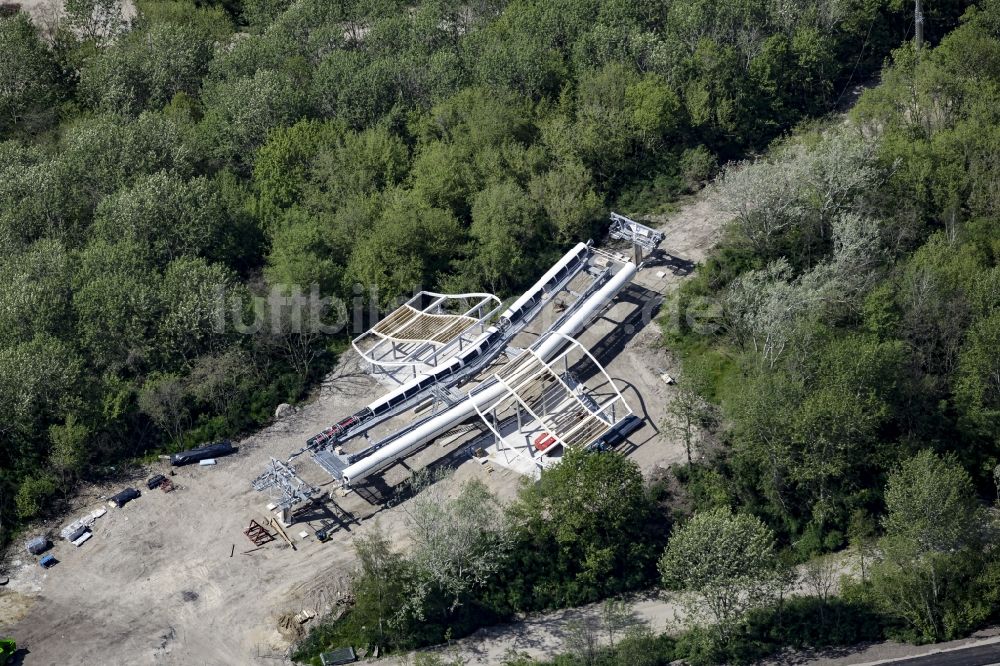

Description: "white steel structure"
353 291 501 382
304 243 595 457
471 331 632 472
252 457 322 524
608 212 666 264
338 260 638 486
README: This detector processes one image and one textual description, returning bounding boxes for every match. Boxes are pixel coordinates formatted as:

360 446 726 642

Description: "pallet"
244 519 275 546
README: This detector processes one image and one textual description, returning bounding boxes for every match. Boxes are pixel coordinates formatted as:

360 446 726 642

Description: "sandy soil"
0 369 544 665
0 189 731 665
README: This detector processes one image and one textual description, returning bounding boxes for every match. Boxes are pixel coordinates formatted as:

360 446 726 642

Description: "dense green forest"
296 2 1000 663
5 0 999 662
672 0 1000 582
0 0 936 540
661 0 1000 654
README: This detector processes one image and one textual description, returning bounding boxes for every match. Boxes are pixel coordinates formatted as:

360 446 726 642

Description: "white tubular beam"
341 393 485 485
533 260 637 360
351 243 592 419
500 242 589 319
339 261 637 486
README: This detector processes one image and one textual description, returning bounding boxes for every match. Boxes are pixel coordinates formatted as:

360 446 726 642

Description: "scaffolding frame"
470 331 632 471
252 458 322 516
352 291 501 381
608 212 665 264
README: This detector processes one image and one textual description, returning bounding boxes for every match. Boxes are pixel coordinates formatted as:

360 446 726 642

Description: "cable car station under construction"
253 213 665 524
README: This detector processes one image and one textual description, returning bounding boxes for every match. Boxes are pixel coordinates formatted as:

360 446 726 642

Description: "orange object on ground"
533 433 557 451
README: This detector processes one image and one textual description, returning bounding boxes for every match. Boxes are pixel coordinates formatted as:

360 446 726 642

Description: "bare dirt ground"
0 189 730 665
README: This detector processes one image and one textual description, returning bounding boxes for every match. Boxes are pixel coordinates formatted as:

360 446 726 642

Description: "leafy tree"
882 451 982 555
93 172 231 266
464 4 571 98
156 256 233 365
600 597 635 650
52 112 196 230
869 450 993 642
664 378 716 466
345 189 463 300
254 283 334 378
185 349 254 420
138 373 191 445
253 119 342 224
0 239 74 347
14 473 59 520
199 68 309 165
265 208 352 295
0 14 60 135
242 0 295 29
469 180 544 293
403 476 512 613
80 20 218 115
498 449 665 610
954 311 1000 443
659 507 785 641
63 0 127 46
410 139 477 215
73 240 160 373
847 509 878 582
310 50 397 130
528 160 603 243
302 125 410 211
719 128 883 264
49 414 91 483
350 530 414 651
0 335 83 440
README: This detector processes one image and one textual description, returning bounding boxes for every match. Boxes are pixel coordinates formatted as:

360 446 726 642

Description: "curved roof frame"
471 331 632 458
353 291 501 375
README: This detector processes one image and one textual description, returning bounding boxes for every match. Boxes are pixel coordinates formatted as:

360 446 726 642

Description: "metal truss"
252 457 322 511
608 212 665 262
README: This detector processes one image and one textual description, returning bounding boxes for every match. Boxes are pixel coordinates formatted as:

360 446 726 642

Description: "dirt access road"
0 189 730 666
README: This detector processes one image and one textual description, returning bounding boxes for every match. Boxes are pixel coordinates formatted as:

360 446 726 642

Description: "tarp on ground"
25 536 49 555
108 487 140 508
170 440 235 466
61 514 95 540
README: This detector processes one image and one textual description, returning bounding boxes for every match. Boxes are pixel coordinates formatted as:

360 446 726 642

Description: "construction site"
0 202 729 665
